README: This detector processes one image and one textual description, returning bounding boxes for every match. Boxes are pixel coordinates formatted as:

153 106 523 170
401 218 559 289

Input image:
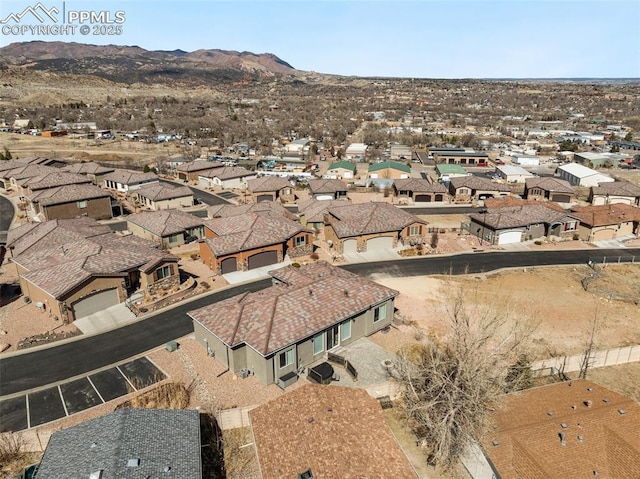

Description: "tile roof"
525 177 576 193
175 160 221 172
1 164 60 181
394 178 447 193
591 181 640 197
19 171 92 190
37 408 202 479
26 184 110 206
325 202 426 238
482 379 640 479
134 182 193 201
189 261 399 355
103 169 159 186
62 161 114 175
308 178 348 194
297 199 347 223
207 202 295 220
250 384 416 479
368 161 411 173
246 176 292 192
197 166 255 180
569 203 640 227
469 204 572 229
203 212 309 255
449 175 512 192
483 196 566 211
127 209 203 237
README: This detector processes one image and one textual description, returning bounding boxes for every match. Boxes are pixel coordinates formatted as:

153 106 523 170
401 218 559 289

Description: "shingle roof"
127 209 203 237
591 181 640 197
250 384 417 479
308 178 348 194
449 175 512 191
469 204 572 229
27 184 110 206
246 176 292 192
368 161 411 173
62 161 114 176
525 177 576 194
569 203 640 227
36 408 202 479
394 178 447 193
134 182 193 202
482 380 640 479
175 160 221 172
325 202 426 238
103 169 159 186
189 261 398 355
203 212 309 255
197 166 255 180
297 199 346 223
19 171 92 190
207 202 295 220
1 164 59 181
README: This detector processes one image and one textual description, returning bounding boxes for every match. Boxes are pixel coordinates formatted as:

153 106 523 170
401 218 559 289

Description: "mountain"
0 41 298 85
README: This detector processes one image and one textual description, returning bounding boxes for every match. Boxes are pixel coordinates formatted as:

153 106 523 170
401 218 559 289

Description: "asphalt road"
0 195 14 245
159 179 232 206
3 248 640 397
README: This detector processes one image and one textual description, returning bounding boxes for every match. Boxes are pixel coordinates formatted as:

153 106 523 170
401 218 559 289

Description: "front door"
326 325 339 350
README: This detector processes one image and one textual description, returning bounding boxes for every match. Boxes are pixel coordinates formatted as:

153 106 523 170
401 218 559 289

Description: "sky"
1 0 639 79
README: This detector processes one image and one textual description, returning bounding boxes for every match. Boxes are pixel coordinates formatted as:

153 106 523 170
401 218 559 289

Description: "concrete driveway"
73 302 137 335
342 247 404 264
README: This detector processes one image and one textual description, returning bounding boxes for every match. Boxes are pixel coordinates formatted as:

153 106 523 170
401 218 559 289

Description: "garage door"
72 288 120 319
367 236 394 251
316 195 334 201
256 194 272 203
248 251 278 270
434 194 444 202
220 257 238 274
551 194 571 203
415 194 431 202
591 229 615 241
343 239 358 254
198 177 210 188
498 231 522 245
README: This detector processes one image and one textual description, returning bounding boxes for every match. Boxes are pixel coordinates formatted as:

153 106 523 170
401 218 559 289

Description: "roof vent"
163 466 171 473
492 440 500 447
584 400 593 407
618 409 626 415
603 398 610 403
89 471 103 479
127 458 140 467
90 442 97 449
309 289 313 296
298 469 314 479
307 417 314 423
571 405 577 410
560 423 568 429
559 431 566 446
547 411 555 417
587 387 593 392
578 435 584 442
594 471 599 477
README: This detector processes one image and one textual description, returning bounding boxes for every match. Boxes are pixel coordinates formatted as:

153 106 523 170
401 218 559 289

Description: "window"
295 235 306 246
77 200 88 209
410 225 421 236
156 265 171 280
341 320 351 341
373 303 387 323
284 188 291 195
168 234 179 243
563 221 578 231
312 333 324 355
279 348 294 369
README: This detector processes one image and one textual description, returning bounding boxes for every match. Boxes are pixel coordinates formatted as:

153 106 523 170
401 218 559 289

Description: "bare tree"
578 307 602 380
394 282 538 469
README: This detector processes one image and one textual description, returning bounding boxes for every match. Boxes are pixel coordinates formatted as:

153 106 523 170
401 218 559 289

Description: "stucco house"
207 202 296 221
197 166 257 190
62 161 115 184
448 176 511 203
26 184 113 221
524 177 576 203
18 171 92 197
103 169 159 192
175 159 222 182
393 178 448 203
323 202 427 254
324 160 357 180
307 179 348 200
132 182 194 210
189 261 399 385
297 199 345 232
569 203 640 242
0 164 65 191
589 181 640 206
367 161 411 180
200 212 313 274
127 209 205 248
7 217 179 323
246 176 296 203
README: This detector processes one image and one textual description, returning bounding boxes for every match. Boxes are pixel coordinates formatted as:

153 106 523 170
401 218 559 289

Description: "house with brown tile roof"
126 209 205 248
393 178 449 203
297 199 346 231
246 176 296 203
524 177 576 203
323 202 427 254
25 184 113 221
466 202 580 245
589 181 640 206
207 202 296 221
1 164 60 191
569 203 640 242
197 166 257 190
250 384 417 478
7 217 179 322
307 178 349 200
62 161 115 184
174 159 222 182
200 212 312 274
19 171 93 196
479 379 640 479
189 262 399 385
103 169 159 192
448 176 512 203
132 182 194 211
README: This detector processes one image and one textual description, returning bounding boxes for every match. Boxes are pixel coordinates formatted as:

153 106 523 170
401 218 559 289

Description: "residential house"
62 161 115 184
127 209 205 248
7 217 179 322
393 178 448 203
524 177 576 203
246 176 296 203
200 212 313 274
478 380 640 479
250 384 417 479
323 202 427 254
103 169 159 192
433 151 489 165
197 166 257 190
174 159 222 182
207 202 296 221
436 163 469 183
389 144 412 160
1 164 61 191
26 184 113 221
297 199 346 232
189 261 399 385
589 181 640 206
308 179 349 200
344 142 368 159
466 201 579 245
285 137 310 155
556 163 614 187
495 165 536 183
133 182 194 210
448 176 511 203
569 203 640 242
367 161 411 180
324 160 357 180
36 408 202 479
18 171 93 197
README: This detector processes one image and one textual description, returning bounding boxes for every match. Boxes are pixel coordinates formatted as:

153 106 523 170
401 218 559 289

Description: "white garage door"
72 288 120 319
343 239 358 254
367 236 394 250
198 177 211 188
498 231 522 245
316 195 334 201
